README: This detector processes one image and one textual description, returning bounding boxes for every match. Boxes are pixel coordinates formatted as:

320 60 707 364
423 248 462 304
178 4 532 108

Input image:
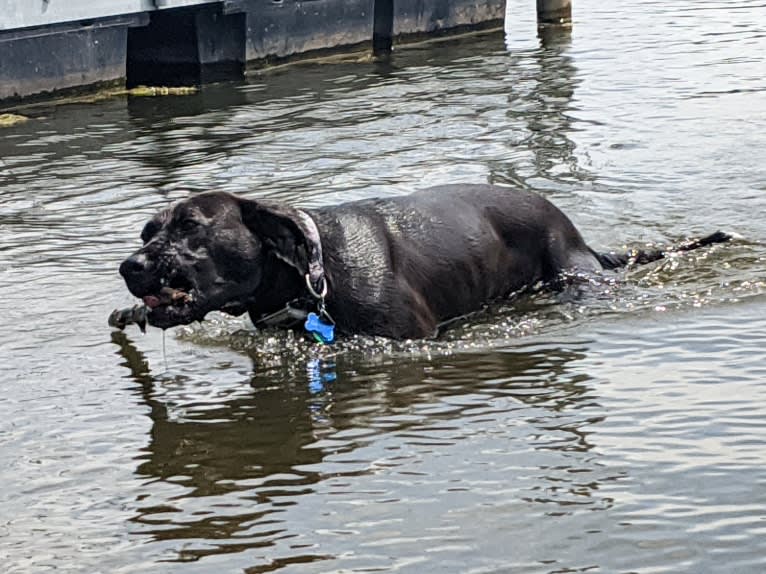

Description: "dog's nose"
120 254 161 298
119 254 147 281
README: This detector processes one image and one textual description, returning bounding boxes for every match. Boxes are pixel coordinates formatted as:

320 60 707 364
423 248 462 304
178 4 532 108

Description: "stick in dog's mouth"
108 305 148 332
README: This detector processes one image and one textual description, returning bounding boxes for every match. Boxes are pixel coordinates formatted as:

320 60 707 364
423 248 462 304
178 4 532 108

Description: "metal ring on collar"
305 273 328 300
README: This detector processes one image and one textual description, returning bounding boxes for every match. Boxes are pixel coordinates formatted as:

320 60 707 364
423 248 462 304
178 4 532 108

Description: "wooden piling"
536 0 572 26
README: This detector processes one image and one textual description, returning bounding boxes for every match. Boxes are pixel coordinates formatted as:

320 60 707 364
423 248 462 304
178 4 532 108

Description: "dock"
0 0 510 104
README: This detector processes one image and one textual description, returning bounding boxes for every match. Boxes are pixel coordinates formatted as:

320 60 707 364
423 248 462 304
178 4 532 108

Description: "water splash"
167 238 764 366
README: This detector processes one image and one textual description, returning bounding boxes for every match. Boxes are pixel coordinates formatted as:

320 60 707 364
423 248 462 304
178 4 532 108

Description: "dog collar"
295 210 335 343
294 209 327 299
255 210 335 343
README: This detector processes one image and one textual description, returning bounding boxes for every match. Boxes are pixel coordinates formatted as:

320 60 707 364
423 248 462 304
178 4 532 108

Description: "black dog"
119 184 730 339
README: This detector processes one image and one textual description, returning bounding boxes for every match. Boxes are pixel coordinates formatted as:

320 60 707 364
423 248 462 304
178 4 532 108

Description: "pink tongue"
143 295 161 309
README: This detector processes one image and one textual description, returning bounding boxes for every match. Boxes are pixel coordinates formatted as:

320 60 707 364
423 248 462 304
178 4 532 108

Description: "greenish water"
1 1 765 572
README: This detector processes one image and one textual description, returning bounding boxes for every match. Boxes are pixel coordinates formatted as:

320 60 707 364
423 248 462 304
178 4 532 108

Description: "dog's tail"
591 230 735 271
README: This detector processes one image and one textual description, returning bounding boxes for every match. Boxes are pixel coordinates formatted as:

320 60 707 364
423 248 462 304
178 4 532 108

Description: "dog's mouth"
142 284 204 328
143 286 194 310
120 258 253 329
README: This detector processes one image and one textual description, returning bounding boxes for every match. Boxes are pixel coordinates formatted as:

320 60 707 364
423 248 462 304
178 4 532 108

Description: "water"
1 1 765 572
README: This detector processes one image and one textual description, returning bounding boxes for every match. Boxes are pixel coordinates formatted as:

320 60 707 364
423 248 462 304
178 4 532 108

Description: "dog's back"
309 185 598 338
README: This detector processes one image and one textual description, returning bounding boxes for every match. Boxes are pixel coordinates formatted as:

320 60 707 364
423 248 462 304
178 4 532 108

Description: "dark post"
536 0 572 26
373 0 394 55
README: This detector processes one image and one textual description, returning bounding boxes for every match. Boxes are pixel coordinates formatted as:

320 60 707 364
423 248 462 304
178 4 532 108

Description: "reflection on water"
499 27 587 192
114 330 608 569
1 1 766 572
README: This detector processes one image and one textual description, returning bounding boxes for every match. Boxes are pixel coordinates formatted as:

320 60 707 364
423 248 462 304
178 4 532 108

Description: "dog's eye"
141 221 160 243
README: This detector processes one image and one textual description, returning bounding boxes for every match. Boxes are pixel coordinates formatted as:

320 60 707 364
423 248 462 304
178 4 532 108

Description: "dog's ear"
238 198 322 278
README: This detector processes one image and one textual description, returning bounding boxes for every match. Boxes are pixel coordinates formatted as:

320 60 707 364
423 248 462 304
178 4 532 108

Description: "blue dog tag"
305 312 335 344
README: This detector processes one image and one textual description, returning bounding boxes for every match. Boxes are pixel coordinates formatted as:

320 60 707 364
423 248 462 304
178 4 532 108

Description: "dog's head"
119 191 322 329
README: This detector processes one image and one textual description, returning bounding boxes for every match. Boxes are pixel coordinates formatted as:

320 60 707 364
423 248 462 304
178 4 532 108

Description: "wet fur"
119 184 730 339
